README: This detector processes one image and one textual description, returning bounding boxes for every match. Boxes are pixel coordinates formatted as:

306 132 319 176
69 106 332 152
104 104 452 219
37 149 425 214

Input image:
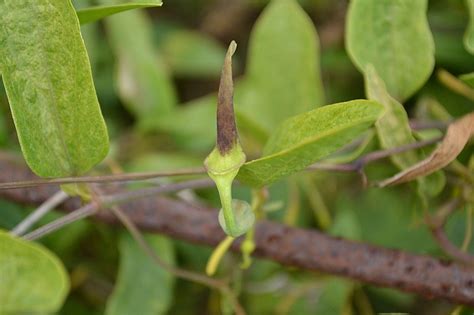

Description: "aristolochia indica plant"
1 0 473 313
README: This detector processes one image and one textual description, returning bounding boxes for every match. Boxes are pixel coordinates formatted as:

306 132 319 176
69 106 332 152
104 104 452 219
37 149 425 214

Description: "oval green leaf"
106 233 175 315
0 230 69 313
237 100 384 187
237 0 324 134
346 0 434 101
160 30 227 78
0 0 109 177
76 1 163 25
103 4 177 131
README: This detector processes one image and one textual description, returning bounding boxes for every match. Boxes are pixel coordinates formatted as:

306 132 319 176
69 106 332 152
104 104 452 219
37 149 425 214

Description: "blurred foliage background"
0 0 473 314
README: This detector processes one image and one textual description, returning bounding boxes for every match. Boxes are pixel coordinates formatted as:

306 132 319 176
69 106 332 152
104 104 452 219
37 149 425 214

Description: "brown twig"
1 159 474 306
409 119 449 131
23 203 99 241
21 178 215 241
0 135 441 191
428 199 474 266
309 136 442 175
105 203 246 315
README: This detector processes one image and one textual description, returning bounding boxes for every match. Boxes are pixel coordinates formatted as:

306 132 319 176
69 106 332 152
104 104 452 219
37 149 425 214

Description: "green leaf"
160 30 227 78
76 1 163 25
236 0 324 134
365 65 445 197
323 130 375 164
156 94 216 150
314 278 353 315
0 0 109 177
0 230 69 313
237 100 384 187
465 0 474 54
103 4 177 131
106 233 175 315
346 0 434 101
460 72 474 88
336 189 436 252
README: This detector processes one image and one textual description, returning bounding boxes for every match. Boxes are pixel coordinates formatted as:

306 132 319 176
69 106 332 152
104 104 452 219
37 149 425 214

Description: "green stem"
214 175 238 237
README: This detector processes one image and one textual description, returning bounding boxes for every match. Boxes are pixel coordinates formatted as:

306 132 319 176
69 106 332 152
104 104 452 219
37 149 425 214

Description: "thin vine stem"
308 136 442 174
0 167 207 190
23 203 98 241
21 178 214 241
428 199 474 266
101 178 214 206
11 190 69 236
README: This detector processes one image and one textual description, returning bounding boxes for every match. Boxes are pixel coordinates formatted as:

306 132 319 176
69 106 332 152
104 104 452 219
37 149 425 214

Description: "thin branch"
428 199 474 266
409 119 449 131
11 190 69 236
0 167 207 190
106 204 246 315
431 227 474 266
462 204 473 252
309 136 442 174
2 157 474 305
22 203 98 241
107 205 224 288
21 178 214 241
101 178 214 205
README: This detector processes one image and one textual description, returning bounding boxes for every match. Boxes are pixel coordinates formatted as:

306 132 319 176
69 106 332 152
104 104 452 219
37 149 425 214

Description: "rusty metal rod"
1 159 474 306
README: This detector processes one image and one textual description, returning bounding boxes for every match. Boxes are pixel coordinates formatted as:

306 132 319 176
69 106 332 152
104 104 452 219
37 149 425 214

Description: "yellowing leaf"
346 0 434 101
0 0 109 177
379 112 474 187
237 100 384 187
0 230 69 313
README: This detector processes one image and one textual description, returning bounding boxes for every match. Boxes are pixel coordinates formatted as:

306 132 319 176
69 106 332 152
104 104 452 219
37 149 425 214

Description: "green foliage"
346 0 434 101
105 233 175 315
313 279 353 315
460 72 474 87
157 0 324 148
335 189 436 252
0 0 472 313
0 0 109 177
159 30 227 78
0 230 69 314
237 0 325 134
365 65 445 197
237 100 384 187
465 0 474 54
77 0 163 25
102 1 177 131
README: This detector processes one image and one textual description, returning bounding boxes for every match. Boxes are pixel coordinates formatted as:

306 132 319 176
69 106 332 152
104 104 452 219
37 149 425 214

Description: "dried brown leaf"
378 112 474 187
